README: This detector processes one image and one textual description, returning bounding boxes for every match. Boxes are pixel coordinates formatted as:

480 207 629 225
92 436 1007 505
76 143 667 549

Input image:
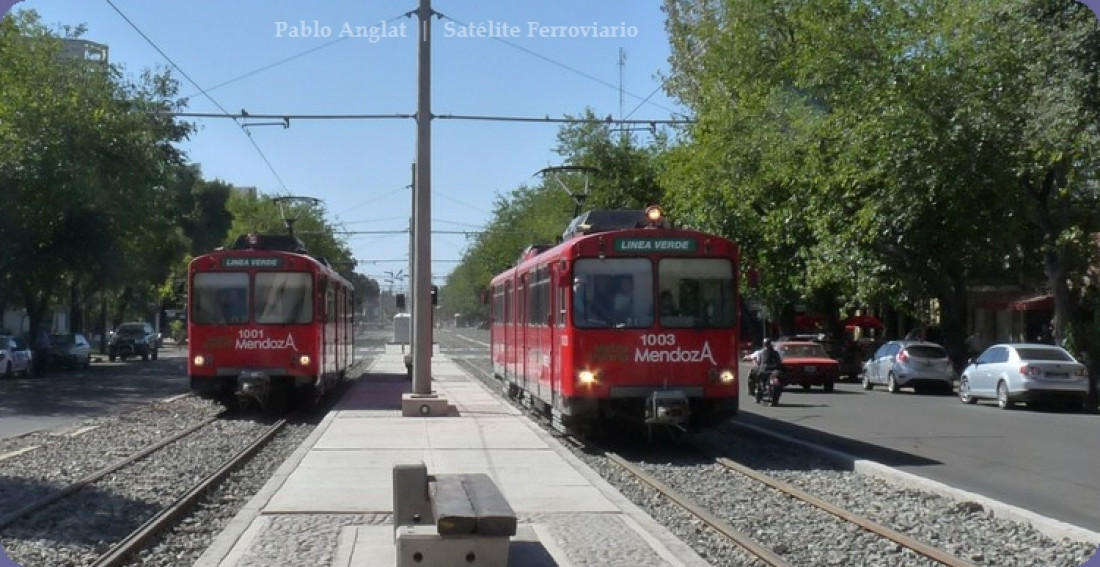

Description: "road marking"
66 426 100 437
0 446 40 462
453 334 489 348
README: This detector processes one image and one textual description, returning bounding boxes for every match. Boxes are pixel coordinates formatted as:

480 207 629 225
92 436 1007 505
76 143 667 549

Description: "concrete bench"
393 463 517 566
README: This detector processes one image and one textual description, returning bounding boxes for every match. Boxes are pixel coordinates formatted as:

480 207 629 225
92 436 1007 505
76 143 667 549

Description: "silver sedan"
959 343 1088 410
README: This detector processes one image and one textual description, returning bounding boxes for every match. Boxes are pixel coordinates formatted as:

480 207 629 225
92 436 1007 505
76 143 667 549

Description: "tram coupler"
645 390 691 431
236 370 271 408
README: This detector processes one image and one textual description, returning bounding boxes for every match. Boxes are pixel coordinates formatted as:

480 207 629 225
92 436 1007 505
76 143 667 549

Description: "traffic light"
431 285 438 306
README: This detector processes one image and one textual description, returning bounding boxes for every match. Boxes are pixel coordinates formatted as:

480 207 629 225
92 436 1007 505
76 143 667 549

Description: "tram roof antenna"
536 165 599 217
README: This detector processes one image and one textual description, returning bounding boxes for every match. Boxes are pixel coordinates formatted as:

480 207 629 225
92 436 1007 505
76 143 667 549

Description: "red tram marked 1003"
488 206 741 437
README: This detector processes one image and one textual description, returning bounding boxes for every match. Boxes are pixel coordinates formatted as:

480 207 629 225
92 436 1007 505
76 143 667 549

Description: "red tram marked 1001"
187 233 354 411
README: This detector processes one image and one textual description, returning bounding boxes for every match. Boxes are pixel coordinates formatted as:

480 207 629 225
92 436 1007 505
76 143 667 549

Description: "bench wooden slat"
462 473 518 537
430 475 477 535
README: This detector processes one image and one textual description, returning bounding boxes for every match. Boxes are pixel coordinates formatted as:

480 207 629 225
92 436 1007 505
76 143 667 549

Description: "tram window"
572 259 652 328
193 272 250 325
658 259 735 328
255 272 313 324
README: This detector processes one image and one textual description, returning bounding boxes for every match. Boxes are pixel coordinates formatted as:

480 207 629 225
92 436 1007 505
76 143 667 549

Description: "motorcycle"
754 370 783 407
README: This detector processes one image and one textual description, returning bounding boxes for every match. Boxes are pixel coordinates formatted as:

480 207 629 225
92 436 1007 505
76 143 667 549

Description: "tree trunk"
937 266 971 373
1024 164 1075 348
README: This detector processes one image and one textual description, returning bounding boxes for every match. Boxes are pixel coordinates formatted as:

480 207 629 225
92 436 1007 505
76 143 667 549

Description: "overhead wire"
180 9 418 99
434 11 685 118
104 0 290 192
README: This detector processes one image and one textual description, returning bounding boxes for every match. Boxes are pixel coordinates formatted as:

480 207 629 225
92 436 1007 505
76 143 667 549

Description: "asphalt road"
7 327 1095 536
0 347 191 440
435 327 1100 535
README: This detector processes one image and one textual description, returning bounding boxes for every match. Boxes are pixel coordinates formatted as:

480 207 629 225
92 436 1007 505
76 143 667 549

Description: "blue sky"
8 0 685 287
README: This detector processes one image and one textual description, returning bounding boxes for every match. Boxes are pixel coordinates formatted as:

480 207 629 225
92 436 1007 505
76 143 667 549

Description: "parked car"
49 333 92 370
861 340 955 394
108 322 159 362
0 334 33 378
959 343 1089 410
773 340 840 391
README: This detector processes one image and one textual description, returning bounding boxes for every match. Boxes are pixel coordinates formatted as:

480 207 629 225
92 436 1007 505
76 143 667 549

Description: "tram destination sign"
614 237 697 254
220 256 285 269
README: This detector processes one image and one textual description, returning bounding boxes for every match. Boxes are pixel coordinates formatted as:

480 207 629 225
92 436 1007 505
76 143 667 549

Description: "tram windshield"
192 271 313 325
573 259 653 328
192 272 250 324
657 258 735 329
571 257 736 329
255 272 313 324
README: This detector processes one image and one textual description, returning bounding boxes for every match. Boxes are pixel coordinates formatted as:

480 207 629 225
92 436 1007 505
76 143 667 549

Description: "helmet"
763 338 772 347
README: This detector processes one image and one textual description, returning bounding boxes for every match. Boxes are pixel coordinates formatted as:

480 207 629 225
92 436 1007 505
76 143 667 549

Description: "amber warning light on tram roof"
645 205 664 225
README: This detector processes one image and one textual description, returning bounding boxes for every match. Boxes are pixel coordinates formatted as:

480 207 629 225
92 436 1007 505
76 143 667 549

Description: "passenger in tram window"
218 288 247 324
659 290 678 317
612 277 633 322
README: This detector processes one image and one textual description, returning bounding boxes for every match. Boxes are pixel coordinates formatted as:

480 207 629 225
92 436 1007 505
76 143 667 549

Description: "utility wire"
104 0 290 192
181 36 348 100
161 111 689 125
435 11 685 118
180 10 417 99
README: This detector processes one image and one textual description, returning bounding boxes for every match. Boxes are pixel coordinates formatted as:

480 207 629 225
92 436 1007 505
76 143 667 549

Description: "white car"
959 343 1088 410
0 334 33 377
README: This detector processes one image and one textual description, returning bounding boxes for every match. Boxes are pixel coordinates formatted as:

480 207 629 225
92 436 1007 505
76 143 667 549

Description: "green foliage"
223 190 354 268
0 10 192 328
661 0 1100 349
441 112 669 324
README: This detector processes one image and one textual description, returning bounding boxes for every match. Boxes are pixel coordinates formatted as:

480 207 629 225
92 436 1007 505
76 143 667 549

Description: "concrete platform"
195 348 712 567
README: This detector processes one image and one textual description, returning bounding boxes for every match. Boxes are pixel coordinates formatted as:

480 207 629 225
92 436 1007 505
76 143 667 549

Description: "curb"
731 420 1100 546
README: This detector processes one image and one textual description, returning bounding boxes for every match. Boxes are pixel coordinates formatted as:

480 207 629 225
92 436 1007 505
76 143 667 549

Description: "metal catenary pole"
413 0 433 395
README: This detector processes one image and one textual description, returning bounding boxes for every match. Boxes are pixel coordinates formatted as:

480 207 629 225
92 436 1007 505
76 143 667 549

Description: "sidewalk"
195 345 712 567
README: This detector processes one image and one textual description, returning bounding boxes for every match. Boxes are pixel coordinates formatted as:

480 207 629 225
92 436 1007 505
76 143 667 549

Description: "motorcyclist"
750 339 782 398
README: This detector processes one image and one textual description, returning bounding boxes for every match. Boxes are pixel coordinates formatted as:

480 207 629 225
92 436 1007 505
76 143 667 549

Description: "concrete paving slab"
265 449 430 513
343 524 565 567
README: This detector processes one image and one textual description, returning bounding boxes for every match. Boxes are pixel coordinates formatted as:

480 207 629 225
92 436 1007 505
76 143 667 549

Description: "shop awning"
843 315 884 329
1010 294 1053 312
980 293 1053 312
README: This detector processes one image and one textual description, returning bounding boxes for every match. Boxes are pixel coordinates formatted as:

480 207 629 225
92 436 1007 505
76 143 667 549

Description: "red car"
774 341 839 392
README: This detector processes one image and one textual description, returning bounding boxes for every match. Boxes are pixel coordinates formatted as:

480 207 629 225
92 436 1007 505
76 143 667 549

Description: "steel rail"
714 456 979 567
604 451 794 567
90 419 288 567
0 416 220 530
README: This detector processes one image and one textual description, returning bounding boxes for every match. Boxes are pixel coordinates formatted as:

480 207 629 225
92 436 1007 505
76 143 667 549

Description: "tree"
441 112 668 324
660 0 1100 366
0 10 191 336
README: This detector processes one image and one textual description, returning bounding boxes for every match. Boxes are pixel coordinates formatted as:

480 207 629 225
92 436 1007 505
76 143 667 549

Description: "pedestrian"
33 327 50 376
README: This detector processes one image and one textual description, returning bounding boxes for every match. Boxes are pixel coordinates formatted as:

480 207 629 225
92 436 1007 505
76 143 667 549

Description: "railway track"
600 443 979 567
0 413 286 566
438 331 1094 567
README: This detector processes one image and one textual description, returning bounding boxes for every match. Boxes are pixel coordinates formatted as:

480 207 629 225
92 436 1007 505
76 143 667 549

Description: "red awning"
843 315 884 329
794 314 824 332
1010 294 1053 312
979 293 1053 312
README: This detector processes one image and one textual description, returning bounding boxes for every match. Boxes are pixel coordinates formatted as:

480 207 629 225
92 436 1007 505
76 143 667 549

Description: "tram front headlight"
577 370 597 385
297 354 311 366
719 369 735 385
192 355 206 367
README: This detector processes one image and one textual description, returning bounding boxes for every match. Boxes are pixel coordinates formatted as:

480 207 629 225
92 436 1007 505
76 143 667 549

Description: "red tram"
187 234 355 410
489 207 740 435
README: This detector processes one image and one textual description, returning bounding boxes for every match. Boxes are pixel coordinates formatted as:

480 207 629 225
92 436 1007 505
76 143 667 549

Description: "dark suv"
108 322 158 362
